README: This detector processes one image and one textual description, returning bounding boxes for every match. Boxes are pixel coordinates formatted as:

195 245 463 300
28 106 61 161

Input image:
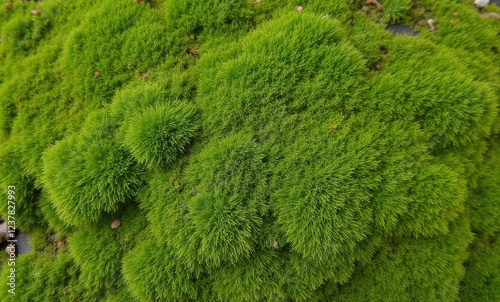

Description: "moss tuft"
124 102 199 170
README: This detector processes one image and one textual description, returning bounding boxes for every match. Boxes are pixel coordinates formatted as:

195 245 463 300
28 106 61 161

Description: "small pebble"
427 19 435 31
474 0 490 8
111 219 121 229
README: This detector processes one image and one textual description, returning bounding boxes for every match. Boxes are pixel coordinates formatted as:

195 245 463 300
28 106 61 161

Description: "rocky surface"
0 224 32 256
386 24 418 36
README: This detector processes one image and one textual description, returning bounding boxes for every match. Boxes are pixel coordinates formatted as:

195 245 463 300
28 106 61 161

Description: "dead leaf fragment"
364 0 383 10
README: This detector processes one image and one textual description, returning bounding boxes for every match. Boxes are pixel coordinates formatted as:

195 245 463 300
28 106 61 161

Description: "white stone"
474 0 490 7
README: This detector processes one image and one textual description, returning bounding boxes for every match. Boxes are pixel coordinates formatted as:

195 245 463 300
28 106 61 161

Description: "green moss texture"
0 0 499 301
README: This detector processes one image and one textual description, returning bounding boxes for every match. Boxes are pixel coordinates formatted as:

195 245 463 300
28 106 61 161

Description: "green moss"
381 0 412 23
460 233 500 302
142 134 267 268
39 191 74 236
333 217 473 302
396 161 466 237
190 191 261 266
124 101 199 170
197 13 362 135
110 82 167 122
0 83 17 142
0 144 42 231
186 134 269 214
122 239 200 302
274 118 378 263
69 205 147 292
60 0 172 105
368 37 497 147
0 0 499 300
165 0 253 41
469 138 500 235
211 249 285 301
0 253 79 302
42 110 144 226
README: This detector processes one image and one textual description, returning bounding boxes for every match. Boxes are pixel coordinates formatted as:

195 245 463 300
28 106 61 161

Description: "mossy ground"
0 0 499 301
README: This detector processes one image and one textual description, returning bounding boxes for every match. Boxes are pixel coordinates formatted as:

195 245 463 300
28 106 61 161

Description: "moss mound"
42 110 144 226
0 0 499 301
124 102 199 169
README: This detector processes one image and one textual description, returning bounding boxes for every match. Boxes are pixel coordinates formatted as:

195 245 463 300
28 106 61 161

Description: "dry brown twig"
364 0 383 10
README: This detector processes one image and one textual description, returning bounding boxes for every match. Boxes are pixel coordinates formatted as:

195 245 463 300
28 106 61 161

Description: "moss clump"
60 0 171 105
42 110 144 226
211 249 285 301
0 253 79 302
69 206 147 293
197 13 364 134
185 134 268 214
165 0 253 40
333 217 473 302
469 138 500 235
460 233 500 302
381 0 412 23
0 0 499 300
0 144 42 231
367 36 497 147
122 239 200 302
39 191 74 236
110 82 167 122
124 102 199 170
141 135 266 269
395 161 466 237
